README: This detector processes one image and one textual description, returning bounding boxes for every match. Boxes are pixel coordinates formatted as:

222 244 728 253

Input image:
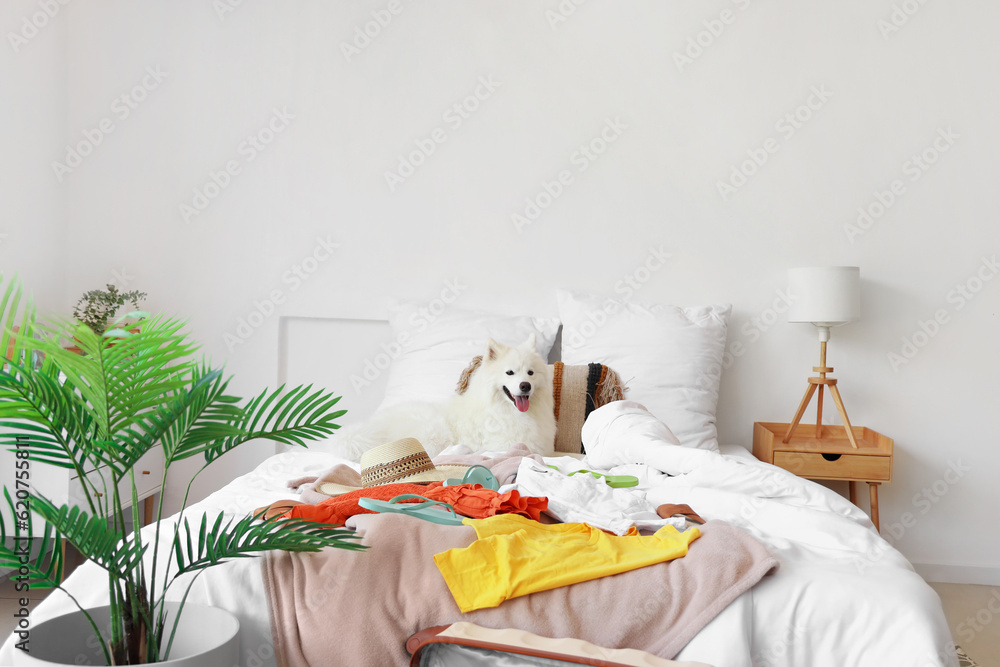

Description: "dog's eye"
506 370 514 376
527 370 534 376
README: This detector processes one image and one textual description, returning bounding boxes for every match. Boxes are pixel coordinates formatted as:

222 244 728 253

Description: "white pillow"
556 289 731 452
377 298 560 410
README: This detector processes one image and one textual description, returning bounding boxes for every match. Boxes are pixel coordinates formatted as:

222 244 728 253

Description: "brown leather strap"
656 503 706 525
253 499 305 521
407 624 668 666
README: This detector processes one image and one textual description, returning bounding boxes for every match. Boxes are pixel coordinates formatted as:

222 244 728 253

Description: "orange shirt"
283 482 547 526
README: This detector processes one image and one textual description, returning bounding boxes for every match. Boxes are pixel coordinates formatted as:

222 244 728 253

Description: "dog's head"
456 334 548 413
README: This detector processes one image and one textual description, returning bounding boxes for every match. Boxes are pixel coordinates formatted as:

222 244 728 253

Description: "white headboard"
277 315 563 442
277 316 394 430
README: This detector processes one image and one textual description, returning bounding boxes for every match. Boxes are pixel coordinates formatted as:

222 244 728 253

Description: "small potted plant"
73 284 148 336
0 276 364 665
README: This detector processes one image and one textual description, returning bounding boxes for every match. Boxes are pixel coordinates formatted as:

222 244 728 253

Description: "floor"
0 575 994 665
929 582 1000 667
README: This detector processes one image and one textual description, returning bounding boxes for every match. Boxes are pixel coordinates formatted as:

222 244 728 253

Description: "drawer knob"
94 492 103 498
142 470 150 475
822 453 842 462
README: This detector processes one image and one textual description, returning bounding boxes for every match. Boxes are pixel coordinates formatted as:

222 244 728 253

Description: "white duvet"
1 401 957 667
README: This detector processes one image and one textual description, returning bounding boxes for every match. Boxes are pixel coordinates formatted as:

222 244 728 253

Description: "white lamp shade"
787 266 861 325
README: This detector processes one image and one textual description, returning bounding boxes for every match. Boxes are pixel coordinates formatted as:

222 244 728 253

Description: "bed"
1 292 959 667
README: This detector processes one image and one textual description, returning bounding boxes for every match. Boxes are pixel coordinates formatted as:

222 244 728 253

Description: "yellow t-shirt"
434 514 701 612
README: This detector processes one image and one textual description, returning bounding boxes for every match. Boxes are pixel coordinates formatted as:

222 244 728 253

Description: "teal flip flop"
358 494 467 526
568 469 639 488
444 464 499 491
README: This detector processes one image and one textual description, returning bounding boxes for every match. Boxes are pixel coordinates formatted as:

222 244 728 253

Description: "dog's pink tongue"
514 395 530 412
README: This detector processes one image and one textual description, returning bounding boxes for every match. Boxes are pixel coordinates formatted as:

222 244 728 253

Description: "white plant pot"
13 602 240 667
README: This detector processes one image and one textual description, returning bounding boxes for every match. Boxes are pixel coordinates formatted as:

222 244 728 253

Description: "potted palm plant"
0 276 364 665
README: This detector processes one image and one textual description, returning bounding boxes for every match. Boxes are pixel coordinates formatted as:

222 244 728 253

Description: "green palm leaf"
101 365 227 478
155 365 244 464
28 317 196 440
0 489 62 588
200 385 345 463
28 495 147 575
0 367 107 472
1 276 365 665
0 275 38 374
172 512 364 576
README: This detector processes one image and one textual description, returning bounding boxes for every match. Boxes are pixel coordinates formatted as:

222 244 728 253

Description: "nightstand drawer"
773 451 891 482
70 446 164 509
131 448 165 497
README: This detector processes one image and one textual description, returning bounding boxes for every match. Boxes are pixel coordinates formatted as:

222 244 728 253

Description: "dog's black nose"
519 382 531 393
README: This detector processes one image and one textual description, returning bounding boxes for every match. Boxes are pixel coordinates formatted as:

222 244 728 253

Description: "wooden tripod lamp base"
784 266 862 448
783 338 859 448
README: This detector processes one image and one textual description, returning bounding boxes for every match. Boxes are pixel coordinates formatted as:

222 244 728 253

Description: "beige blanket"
262 515 777 667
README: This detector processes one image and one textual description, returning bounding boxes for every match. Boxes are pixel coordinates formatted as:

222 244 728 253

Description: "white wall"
0 0 68 542
3 0 998 583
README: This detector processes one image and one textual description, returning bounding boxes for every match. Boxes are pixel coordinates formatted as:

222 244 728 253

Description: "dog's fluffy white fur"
331 334 556 459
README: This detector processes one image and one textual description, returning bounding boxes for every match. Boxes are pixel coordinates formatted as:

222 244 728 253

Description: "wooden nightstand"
753 422 893 531
32 446 164 579
32 446 165 527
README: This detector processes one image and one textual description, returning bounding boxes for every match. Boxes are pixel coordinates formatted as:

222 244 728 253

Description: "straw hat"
317 438 470 496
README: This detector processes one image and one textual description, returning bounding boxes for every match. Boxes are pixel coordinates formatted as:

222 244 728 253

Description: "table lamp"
783 266 861 447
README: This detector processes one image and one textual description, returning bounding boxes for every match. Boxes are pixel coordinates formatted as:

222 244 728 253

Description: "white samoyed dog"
330 334 556 459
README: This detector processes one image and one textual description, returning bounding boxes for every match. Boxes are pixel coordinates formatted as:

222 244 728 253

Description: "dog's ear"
486 338 503 360
521 332 537 351
456 355 482 395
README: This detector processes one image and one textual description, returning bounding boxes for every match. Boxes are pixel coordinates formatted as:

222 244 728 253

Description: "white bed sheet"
1 446 957 667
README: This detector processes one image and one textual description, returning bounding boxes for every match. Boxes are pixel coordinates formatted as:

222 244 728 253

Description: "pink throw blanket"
262 515 777 666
